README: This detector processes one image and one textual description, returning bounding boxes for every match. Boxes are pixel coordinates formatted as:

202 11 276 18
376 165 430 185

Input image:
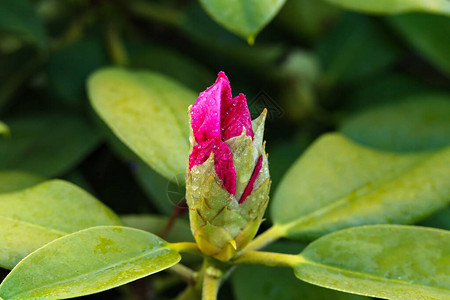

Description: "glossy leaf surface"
295 225 450 299
200 0 286 41
0 180 121 269
0 226 181 299
272 133 450 240
322 0 450 16
121 214 194 243
89 68 195 181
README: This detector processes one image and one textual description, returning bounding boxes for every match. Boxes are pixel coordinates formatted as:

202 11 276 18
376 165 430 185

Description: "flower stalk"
243 223 288 251
232 251 302 268
202 264 222 300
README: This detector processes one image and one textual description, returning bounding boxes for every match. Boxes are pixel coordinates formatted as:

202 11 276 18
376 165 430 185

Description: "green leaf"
93 115 180 215
317 14 400 87
0 170 44 193
266 133 312 192
182 4 285 72
199 0 286 42
0 48 40 112
0 121 8 137
0 0 47 46
275 0 342 41
134 161 182 215
0 226 181 299
0 180 121 269
419 207 450 231
121 214 194 243
88 68 195 182
232 241 368 300
182 3 245 47
271 133 450 240
322 0 450 16
121 215 201 265
294 225 450 299
339 94 450 152
130 45 214 92
344 72 439 111
47 37 108 106
0 113 100 177
389 13 450 75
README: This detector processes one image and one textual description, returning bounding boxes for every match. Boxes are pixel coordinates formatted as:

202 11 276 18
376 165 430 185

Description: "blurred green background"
0 0 449 299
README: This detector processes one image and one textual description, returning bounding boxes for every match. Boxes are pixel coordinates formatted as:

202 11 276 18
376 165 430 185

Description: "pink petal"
239 156 263 204
189 137 236 195
221 93 254 141
190 72 232 143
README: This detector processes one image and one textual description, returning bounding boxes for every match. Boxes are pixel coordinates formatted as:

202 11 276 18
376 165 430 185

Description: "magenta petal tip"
189 72 257 196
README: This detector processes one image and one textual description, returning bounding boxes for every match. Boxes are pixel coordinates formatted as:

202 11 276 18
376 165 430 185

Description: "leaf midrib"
296 256 450 297
282 150 440 232
0 216 67 236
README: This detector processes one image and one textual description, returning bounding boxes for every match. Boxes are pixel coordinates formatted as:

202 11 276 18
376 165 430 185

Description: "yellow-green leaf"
199 0 286 42
0 170 44 193
295 225 450 299
0 226 181 299
271 133 450 240
0 180 121 269
88 68 195 181
121 214 194 243
322 0 450 16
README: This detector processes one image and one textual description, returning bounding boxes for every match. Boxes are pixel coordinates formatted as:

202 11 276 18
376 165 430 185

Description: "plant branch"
243 224 287 251
105 22 129 66
167 263 197 284
175 285 201 300
160 204 187 239
202 261 223 300
232 251 302 268
169 242 202 256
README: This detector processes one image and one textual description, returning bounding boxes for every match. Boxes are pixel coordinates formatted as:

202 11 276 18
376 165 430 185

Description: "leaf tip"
247 35 255 46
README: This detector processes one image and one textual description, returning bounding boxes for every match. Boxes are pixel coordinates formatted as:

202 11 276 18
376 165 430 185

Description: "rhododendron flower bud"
186 72 270 261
